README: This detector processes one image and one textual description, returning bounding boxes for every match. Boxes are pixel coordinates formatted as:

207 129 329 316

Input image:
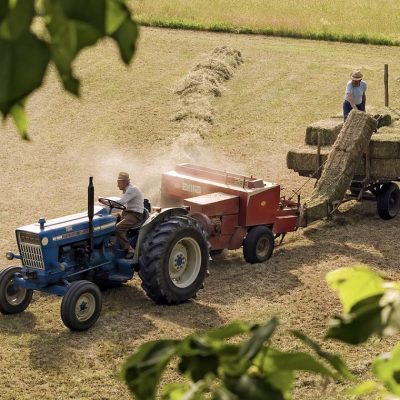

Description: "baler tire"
377 182 400 220
243 226 274 264
138 216 209 304
60 280 102 331
0 266 33 314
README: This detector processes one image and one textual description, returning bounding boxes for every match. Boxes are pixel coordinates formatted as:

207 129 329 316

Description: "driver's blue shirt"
119 183 144 213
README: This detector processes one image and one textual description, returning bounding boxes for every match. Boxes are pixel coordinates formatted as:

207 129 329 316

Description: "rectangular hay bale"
306 111 377 221
305 119 343 146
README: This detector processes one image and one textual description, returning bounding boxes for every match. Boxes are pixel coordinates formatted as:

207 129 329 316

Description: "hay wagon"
291 134 400 220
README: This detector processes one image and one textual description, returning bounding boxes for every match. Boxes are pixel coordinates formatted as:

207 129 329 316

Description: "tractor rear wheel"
377 182 400 220
138 216 209 304
61 280 102 331
243 226 274 264
0 266 33 314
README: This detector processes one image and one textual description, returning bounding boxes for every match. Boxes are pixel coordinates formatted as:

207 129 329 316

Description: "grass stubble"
1 24 400 399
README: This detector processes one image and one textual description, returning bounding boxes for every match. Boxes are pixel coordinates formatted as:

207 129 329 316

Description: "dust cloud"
64 46 246 206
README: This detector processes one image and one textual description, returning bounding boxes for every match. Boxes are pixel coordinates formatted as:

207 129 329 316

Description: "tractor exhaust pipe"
88 176 94 252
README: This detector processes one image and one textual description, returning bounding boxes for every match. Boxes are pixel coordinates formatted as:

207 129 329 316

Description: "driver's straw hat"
117 172 130 181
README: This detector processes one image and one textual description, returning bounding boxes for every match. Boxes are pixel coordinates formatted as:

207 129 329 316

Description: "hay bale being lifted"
305 119 343 146
306 110 378 221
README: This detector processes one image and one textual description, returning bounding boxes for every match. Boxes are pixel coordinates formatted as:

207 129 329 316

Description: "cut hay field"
130 0 400 45
1 26 400 399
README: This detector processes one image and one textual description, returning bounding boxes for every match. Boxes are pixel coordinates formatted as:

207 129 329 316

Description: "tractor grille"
17 232 45 269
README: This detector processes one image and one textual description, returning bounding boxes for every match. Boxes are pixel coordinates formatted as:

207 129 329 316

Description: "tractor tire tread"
138 216 209 304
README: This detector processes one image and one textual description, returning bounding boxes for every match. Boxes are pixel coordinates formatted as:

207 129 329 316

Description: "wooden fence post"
384 64 389 107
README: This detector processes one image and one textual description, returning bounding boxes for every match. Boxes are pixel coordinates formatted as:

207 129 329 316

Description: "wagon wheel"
377 182 400 220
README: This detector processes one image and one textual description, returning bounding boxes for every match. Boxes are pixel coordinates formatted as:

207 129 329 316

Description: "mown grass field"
130 0 400 44
1 20 400 400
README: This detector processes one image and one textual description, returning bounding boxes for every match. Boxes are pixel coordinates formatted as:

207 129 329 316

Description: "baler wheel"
61 280 102 331
0 266 33 314
377 182 400 220
243 226 274 264
138 216 209 304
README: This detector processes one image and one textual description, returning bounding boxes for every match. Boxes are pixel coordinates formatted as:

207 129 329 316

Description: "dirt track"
1 27 400 399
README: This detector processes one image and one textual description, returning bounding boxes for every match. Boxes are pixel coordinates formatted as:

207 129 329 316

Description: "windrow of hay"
306 111 377 221
171 46 243 159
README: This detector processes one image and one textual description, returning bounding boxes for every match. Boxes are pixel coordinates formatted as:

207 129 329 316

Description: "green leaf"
162 381 207 400
237 317 278 362
105 0 127 34
260 348 336 377
0 0 34 40
162 383 191 400
111 15 138 64
0 32 50 115
325 295 384 345
326 266 384 313
373 343 400 395
226 374 284 400
10 100 28 139
0 0 8 22
121 339 178 400
50 19 100 94
380 289 400 336
57 0 106 33
292 331 353 379
205 321 252 340
45 1 101 95
347 380 379 397
212 387 239 400
179 354 219 382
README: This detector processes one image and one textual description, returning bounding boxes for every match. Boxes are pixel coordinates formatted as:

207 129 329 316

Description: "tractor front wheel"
0 266 33 314
61 280 102 331
138 216 209 304
243 226 274 264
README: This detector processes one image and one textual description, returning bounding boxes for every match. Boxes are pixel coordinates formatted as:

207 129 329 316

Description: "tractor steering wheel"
98 197 126 210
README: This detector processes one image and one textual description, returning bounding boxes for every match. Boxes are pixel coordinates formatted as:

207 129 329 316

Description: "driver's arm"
118 187 137 206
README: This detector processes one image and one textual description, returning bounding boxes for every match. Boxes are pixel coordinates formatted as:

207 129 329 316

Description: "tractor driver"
114 172 144 259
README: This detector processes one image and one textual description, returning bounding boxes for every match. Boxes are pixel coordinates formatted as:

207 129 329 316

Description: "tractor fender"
132 207 189 264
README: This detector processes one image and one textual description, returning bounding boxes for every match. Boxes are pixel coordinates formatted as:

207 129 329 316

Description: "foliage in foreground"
121 266 400 400
0 0 138 139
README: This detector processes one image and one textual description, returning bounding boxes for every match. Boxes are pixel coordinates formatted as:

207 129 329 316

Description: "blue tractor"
0 178 209 331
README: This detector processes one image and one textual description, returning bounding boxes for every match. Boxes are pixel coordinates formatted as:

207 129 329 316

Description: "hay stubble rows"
1 27 400 399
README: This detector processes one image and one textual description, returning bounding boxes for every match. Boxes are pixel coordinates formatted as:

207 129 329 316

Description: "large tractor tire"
0 266 33 314
61 280 102 331
243 226 274 264
377 182 400 220
138 216 209 304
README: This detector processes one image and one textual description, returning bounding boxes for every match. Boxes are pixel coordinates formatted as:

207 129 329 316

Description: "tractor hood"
16 205 116 247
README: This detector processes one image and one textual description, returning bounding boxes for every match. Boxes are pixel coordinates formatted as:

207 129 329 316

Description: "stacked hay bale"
287 107 400 221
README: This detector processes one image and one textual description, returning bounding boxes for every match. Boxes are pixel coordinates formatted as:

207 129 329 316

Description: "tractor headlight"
6 252 14 260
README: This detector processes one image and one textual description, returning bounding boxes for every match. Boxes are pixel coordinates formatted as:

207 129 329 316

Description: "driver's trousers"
116 210 143 251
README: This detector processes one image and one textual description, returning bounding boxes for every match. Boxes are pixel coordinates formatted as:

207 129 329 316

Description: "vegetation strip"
137 18 400 47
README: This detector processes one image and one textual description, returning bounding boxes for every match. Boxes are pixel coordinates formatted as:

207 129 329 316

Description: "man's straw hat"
350 70 363 81
117 172 130 181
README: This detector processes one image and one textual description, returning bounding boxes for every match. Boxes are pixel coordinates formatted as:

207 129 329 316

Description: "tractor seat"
128 208 150 232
